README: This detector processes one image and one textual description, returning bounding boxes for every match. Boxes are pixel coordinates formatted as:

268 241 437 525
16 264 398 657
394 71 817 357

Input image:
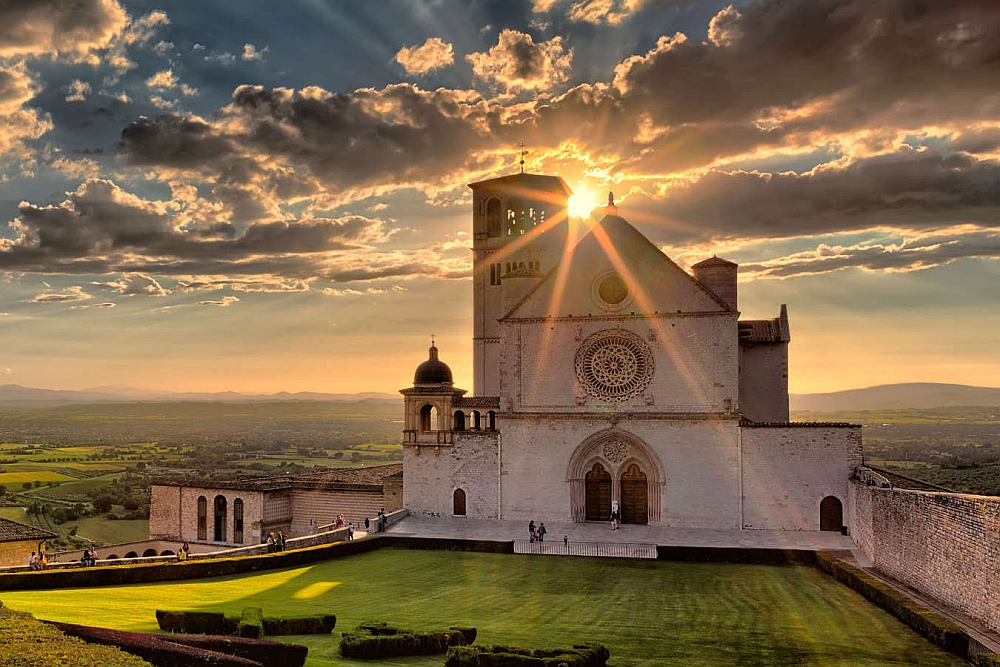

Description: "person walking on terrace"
537 523 547 542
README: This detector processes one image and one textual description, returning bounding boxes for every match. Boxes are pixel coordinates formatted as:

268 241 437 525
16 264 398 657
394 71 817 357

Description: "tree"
0 485 6 497
92 496 113 513
23 482 32 490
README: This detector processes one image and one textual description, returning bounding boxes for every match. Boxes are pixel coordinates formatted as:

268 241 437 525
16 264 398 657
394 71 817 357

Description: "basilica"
401 173 861 531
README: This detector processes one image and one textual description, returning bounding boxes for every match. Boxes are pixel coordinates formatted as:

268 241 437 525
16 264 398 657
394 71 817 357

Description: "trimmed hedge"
445 643 610 667
158 609 336 636
262 614 336 635
50 620 262 666
156 610 237 635
339 622 474 659
815 552 968 656
0 607 153 667
238 607 264 639
156 633 309 667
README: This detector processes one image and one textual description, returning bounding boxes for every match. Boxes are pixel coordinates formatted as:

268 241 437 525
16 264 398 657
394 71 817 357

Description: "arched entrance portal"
568 429 664 524
820 496 843 531
620 464 648 524
584 463 612 521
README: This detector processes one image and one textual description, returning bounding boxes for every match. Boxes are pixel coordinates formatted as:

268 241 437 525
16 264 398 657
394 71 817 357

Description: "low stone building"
0 518 56 568
149 464 402 547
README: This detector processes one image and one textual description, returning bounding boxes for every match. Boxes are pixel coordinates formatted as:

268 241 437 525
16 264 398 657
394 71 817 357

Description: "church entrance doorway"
620 464 648 524
820 496 843 531
585 463 611 521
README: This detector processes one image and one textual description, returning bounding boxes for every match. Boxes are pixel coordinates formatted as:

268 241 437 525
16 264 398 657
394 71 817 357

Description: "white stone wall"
502 314 738 414
738 343 789 422
498 416 741 528
741 426 862 530
851 482 1000 634
403 431 499 518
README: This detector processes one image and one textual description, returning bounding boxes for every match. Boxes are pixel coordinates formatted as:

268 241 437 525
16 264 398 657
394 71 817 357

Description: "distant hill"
0 384 397 407
790 383 1000 412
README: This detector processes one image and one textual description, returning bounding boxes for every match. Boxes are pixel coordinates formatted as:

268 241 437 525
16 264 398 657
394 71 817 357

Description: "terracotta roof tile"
0 518 56 542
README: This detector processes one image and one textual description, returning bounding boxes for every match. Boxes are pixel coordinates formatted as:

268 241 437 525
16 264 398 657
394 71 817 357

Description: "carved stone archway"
566 429 663 523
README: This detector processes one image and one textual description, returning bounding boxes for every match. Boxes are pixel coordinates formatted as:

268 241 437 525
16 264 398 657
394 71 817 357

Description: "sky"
0 0 998 395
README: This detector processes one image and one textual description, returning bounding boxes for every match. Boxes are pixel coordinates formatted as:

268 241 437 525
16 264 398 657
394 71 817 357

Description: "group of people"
528 520 547 542
79 549 97 566
27 551 47 570
176 542 191 561
266 530 287 553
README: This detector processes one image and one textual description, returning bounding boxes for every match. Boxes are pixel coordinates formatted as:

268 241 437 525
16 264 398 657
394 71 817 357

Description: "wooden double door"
584 462 648 524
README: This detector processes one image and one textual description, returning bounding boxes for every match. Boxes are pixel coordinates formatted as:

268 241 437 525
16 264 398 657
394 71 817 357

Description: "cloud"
467 29 572 92
0 0 128 60
0 367 10 374
146 69 178 90
0 64 53 158
65 80 92 102
51 157 101 179
242 43 268 61
198 295 239 306
93 272 170 296
395 38 454 75
739 226 1000 279
71 301 116 309
30 286 92 303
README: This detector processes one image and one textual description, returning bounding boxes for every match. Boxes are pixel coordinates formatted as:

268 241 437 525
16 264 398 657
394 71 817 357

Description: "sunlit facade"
402 172 861 530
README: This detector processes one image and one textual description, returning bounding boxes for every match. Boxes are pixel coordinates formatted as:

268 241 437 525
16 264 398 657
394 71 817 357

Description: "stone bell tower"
468 173 572 396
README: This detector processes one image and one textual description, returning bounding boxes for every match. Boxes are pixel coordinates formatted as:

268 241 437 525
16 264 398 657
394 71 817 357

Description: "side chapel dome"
414 342 453 385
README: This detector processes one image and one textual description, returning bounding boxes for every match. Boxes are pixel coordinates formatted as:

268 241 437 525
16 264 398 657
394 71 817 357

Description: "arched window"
505 262 511 274
487 411 496 430
214 495 227 542
233 498 244 544
453 489 466 516
197 496 207 541
420 404 438 431
125 551 138 559
160 550 175 557
506 198 526 236
142 548 157 557
485 198 502 237
472 411 481 430
453 410 466 431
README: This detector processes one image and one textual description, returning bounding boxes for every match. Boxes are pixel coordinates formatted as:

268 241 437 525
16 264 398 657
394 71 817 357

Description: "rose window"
602 440 629 463
574 330 654 401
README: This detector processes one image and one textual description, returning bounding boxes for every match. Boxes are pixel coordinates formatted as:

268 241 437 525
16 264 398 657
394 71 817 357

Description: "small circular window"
598 274 629 305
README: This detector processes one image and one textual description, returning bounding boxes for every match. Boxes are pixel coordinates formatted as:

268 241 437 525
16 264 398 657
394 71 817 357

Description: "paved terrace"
384 514 856 551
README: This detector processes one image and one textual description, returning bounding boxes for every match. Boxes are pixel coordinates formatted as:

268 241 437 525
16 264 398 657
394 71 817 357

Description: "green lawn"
0 551 964 667
63 516 150 545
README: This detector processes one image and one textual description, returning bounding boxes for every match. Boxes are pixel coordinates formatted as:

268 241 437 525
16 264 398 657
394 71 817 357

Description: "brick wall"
0 539 40 568
741 425 862 530
851 481 1000 633
288 489 385 535
738 343 789 422
149 485 266 546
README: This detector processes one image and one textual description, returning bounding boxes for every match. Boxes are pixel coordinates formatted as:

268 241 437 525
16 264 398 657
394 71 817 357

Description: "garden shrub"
339 623 473 659
445 643 610 667
156 610 237 635
261 614 337 635
238 606 264 639
451 626 478 644
154 633 309 667
49 620 262 666
0 607 152 667
816 553 968 656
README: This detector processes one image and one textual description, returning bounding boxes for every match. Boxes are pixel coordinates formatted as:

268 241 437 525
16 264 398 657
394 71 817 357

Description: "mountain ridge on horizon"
1 381 999 411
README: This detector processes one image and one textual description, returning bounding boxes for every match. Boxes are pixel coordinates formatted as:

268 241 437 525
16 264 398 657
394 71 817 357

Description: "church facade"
402 173 862 531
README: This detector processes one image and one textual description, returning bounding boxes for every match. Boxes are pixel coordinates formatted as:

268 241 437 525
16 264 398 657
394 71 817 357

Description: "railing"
514 540 657 559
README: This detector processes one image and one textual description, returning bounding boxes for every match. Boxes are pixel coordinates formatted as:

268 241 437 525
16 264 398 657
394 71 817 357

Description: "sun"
568 189 599 219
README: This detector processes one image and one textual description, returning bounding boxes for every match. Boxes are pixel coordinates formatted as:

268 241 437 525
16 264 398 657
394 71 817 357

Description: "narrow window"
233 498 244 544
197 496 207 541
214 495 227 542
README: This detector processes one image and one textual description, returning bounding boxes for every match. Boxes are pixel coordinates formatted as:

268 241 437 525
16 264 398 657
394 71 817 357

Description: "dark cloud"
634 149 1000 243
467 29 573 91
0 0 127 59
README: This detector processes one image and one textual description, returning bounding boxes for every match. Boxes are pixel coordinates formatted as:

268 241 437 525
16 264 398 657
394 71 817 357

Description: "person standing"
277 530 286 552
538 523 547 542
347 522 355 540
28 551 37 571
528 520 536 542
266 532 276 553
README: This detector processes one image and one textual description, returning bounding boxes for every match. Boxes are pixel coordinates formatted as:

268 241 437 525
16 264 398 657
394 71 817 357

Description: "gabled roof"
0 518 56 543
468 172 572 196
504 214 731 319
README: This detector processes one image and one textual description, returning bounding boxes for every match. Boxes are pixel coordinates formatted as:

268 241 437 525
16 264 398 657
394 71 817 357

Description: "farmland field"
0 550 965 667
